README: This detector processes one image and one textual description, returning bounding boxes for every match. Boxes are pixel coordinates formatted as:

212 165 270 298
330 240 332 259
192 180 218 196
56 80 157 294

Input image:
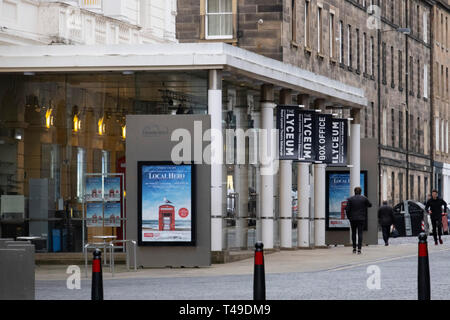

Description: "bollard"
418 233 430 300
91 248 103 301
253 241 266 300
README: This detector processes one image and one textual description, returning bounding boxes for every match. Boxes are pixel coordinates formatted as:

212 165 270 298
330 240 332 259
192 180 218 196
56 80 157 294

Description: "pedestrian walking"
346 186 372 254
425 190 447 245
378 200 395 246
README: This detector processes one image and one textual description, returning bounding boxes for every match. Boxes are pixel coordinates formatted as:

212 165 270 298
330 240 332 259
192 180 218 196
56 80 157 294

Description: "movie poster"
327 172 366 229
139 163 194 245
104 177 121 202
86 202 103 227
104 202 121 227
85 177 102 202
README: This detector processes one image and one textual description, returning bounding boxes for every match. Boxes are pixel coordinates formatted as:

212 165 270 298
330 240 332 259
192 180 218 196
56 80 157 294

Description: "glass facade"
0 71 208 252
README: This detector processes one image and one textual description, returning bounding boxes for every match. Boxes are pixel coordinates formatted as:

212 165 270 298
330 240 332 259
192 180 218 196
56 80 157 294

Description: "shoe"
440 239 443 244
357 250 362 254
385 243 389 246
353 248 357 254
435 241 438 245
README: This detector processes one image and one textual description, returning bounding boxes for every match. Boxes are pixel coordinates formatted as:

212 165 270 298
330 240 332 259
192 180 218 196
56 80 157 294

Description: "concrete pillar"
297 162 310 247
279 89 293 249
314 163 327 247
260 84 275 249
209 70 223 252
313 99 327 248
251 102 262 242
296 93 311 248
350 109 361 194
234 89 249 249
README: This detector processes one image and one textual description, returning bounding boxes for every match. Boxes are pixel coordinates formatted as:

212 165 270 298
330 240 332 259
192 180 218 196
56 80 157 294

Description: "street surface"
35 235 450 300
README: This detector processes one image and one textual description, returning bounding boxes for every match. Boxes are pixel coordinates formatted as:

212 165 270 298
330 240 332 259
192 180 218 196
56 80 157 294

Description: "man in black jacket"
425 190 447 245
346 187 372 254
378 201 395 246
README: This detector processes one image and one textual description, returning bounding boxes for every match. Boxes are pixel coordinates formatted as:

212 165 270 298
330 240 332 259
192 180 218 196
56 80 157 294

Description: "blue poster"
104 202 121 227
86 202 103 227
140 164 193 243
104 177 121 202
85 177 102 202
328 172 366 229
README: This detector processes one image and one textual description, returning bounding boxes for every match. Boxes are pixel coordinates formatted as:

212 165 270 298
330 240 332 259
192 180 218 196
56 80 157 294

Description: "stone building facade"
176 0 434 205
432 0 450 200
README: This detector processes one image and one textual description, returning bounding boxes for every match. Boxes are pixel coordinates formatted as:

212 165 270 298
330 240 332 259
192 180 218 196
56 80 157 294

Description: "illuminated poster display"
326 171 367 230
138 162 195 246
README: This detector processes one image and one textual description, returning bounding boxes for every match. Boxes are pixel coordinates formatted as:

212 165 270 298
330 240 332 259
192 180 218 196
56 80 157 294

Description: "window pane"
208 15 221 36
220 0 232 13
222 14 233 36
207 0 220 13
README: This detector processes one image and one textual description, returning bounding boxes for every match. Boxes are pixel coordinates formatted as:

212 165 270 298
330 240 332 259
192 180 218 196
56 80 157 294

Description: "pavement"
35 235 450 300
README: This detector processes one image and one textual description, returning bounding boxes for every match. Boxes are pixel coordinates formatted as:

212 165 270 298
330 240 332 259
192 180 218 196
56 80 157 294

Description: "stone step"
35 252 128 265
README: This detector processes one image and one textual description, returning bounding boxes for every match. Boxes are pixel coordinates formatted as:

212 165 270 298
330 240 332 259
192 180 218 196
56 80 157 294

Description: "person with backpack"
346 187 372 254
425 190 448 245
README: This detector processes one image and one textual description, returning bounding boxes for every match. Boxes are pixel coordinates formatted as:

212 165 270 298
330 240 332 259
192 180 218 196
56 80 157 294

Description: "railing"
110 240 137 276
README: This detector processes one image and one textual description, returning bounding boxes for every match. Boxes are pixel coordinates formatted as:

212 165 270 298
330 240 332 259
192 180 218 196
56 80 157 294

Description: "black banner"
314 114 333 163
277 106 298 160
277 105 347 165
298 110 316 162
328 119 348 166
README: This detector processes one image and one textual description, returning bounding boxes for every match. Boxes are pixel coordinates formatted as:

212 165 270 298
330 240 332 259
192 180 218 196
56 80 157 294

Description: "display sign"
85 177 102 201
326 171 368 230
86 202 103 227
277 105 347 165
314 114 333 163
138 162 195 246
104 177 121 201
328 119 348 167
104 202 121 227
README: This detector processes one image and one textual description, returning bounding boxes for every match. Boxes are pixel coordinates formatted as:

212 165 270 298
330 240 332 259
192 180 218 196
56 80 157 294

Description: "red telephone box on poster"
341 201 348 219
159 204 175 231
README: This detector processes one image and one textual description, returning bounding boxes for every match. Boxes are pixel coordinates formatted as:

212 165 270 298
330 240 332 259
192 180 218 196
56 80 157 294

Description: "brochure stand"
82 173 125 252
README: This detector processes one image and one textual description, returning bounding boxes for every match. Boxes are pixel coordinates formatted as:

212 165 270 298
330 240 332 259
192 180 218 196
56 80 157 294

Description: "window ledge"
199 38 238 44
423 97 428 102
317 52 326 60
347 66 353 72
304 46 313 55
399 86 403 92
329 58 338 65
370 75 375 81
290 41 300 48
391 82 395 89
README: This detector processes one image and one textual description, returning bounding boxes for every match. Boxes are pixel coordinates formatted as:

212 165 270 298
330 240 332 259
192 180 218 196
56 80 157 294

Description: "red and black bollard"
91 248 103 300
253 241 266 300
418 232 430 300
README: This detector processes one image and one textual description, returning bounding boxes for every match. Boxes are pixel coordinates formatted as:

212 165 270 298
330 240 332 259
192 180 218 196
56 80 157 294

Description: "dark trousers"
350 220 365 250
381 225 391 244
431 218 443 242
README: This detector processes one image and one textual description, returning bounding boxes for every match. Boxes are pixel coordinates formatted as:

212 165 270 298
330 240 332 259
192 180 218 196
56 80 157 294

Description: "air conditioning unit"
0 195 25 223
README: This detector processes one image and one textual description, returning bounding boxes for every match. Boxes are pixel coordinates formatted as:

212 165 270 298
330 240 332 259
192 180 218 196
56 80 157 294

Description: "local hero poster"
138 163 194 245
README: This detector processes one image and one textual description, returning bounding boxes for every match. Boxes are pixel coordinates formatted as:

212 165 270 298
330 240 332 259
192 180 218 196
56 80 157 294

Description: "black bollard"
91 248 104 300
418 232 430 300
253 241 266 300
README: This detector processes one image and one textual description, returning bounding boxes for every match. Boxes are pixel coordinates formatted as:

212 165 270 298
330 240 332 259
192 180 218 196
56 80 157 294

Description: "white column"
280 160 292 248
350 109 361 194
234 92 249 249
260 84 275 249
251 107 262 242
297 162 310 247
314 163 327 247
209 70 223 252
